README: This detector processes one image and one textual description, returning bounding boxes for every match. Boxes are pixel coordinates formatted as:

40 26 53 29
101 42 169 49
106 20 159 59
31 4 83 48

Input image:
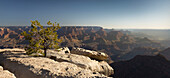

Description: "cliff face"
110 54 170 78
57 26 163 61
0 27 25 48
58 27 135 61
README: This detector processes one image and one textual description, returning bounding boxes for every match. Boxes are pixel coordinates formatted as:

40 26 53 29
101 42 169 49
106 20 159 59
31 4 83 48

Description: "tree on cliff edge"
21 20 61 57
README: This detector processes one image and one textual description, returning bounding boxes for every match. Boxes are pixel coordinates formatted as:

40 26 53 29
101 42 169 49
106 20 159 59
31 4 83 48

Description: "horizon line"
0 26 170 30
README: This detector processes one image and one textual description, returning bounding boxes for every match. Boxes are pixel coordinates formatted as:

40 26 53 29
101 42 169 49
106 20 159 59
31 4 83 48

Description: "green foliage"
21 20 62 57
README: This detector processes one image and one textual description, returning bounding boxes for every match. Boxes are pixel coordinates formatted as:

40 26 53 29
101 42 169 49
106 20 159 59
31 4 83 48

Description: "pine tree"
21 20 61 57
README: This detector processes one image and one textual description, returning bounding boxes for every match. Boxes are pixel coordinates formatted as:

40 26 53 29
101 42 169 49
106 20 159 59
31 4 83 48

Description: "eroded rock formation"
0 49 113 78
0 26 164 61
47 48 113 76
70 47 108 61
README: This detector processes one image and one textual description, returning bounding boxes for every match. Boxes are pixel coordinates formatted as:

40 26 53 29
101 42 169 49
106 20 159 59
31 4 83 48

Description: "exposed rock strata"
0 26 164 62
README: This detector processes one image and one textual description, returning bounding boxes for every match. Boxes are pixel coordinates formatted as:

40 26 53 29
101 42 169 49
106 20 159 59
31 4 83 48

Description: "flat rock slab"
47 50 114 76
0 49 107 78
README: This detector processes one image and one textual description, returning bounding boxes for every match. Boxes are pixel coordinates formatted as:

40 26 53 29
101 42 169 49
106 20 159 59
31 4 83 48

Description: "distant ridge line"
0 26 101 27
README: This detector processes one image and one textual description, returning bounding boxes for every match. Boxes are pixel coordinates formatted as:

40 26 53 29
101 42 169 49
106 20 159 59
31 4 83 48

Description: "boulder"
0 49 108 78
0 66 16 78
0 66 3 70
70 47 108 61
47 50 114 76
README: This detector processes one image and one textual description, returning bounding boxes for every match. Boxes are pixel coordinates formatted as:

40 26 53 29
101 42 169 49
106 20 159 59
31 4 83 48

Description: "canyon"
0 26 170 78
0 26 164 62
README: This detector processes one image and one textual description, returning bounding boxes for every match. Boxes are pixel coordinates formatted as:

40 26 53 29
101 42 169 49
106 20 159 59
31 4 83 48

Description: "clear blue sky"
0 0 169 29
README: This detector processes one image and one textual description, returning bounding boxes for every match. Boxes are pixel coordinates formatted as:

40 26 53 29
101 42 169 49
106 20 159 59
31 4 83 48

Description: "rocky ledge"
0 48 113 78
70 47 109 61
47 47 113 76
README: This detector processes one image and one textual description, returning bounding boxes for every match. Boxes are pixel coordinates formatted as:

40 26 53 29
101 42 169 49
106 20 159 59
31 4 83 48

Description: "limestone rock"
0 49 109 78
49 47 70 54
70 47 108 61
0 66 3 70
47 50 114 76
30 47 70 57
31 52 43 57
0 66 16 78
0 48 25 52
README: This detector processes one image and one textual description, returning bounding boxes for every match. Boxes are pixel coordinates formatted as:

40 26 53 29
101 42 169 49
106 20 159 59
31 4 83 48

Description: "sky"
0 0 170 29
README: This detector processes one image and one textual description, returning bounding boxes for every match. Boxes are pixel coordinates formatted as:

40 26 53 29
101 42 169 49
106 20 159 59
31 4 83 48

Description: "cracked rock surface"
0 49 113 78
